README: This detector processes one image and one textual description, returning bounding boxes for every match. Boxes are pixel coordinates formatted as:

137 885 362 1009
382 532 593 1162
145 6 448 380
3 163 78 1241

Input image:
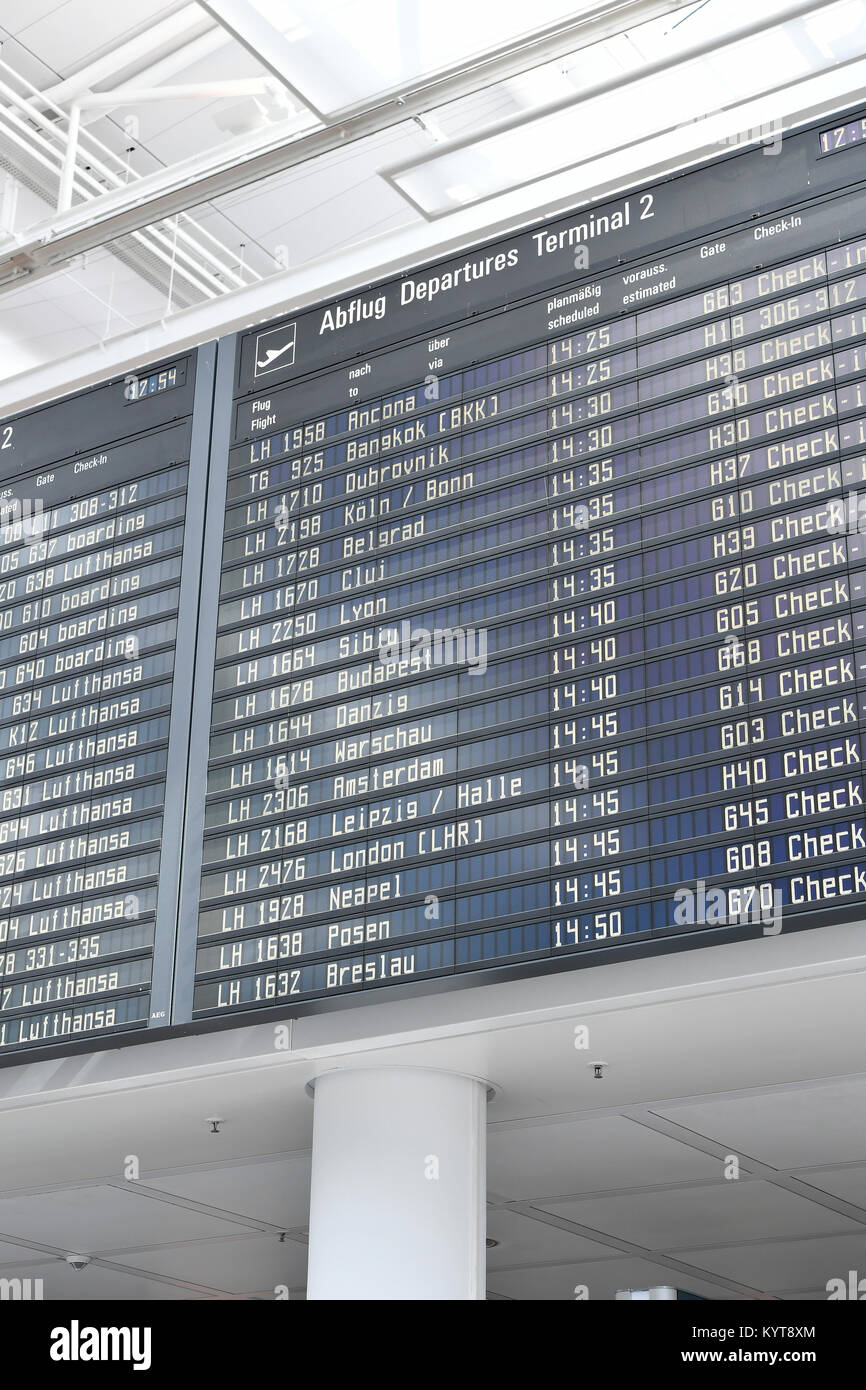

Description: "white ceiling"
1 921 866 1299
3 1068 866 1301
1 0 865 391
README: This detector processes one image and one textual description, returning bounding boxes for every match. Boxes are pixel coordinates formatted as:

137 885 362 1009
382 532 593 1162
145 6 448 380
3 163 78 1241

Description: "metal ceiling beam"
39 5 212 108
0 0 692 292
381 0 859 220
198 0 691 119
1 64 863 422
196 0 329 119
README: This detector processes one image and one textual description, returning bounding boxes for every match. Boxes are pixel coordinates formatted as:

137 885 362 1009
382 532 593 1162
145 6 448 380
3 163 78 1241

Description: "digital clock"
124 364 184 402
818 116 866 156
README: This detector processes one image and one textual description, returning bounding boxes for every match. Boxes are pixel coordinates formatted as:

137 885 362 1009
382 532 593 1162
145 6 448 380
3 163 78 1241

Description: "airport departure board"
188 103 866 1023
0 353 212 1053
6 102 866 1056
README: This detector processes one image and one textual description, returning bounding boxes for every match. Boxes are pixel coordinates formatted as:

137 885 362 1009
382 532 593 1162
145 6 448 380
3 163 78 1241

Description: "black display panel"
0 352 210 1053
7 101 866 1060
188 100 866 1025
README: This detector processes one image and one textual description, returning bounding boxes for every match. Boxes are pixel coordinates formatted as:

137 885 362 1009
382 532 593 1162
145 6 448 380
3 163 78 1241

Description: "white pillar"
306 1067 487 1300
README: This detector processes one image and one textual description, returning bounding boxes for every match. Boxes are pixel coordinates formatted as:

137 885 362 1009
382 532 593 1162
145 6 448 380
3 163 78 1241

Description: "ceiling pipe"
0 0 715 285
75 79 284 107
40 5 211 108
0 0 844 292
1 63 864 419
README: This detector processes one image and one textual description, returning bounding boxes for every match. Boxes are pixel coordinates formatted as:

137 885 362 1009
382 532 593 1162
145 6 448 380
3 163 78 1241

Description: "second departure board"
0 352 212 1053
186 101 866 1022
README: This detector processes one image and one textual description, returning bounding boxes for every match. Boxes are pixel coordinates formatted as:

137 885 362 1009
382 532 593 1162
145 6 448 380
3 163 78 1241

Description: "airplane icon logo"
254 322 297 377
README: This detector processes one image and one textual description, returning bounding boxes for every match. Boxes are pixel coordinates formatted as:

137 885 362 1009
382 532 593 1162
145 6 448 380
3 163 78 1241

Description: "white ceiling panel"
486 1208 621 1268
683 1231 866 1292
0 299 81 336
210 167 414 261
0 1239 54 1266
0 1185 256 1249
0 33 63 89
0 325 96 374
141 1156 312 1227
144 36 266 89
120 1232 308 1291
254 0 634 110
488 1116 723 1200
119 97 285 165
0 2 68 39
795 1165 866 1209
654 1080 866 1169
536 1180 861 1250
12 1258 216 1299
17 0 181 72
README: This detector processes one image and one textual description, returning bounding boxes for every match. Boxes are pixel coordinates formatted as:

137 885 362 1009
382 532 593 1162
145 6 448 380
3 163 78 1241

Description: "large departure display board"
187 102 866 1023
6 102 866 1058
0 353 212 1053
